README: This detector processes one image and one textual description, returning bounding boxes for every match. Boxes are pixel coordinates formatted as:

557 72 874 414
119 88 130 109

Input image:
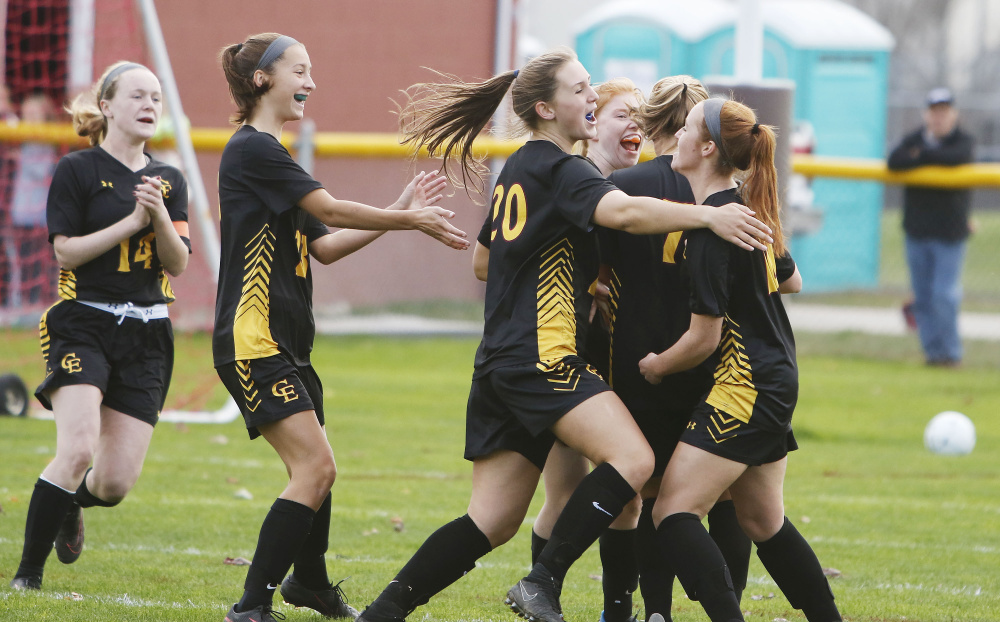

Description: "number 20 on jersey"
491 184 527 242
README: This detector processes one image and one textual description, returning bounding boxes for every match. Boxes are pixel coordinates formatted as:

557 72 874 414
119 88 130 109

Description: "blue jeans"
905 236 966 362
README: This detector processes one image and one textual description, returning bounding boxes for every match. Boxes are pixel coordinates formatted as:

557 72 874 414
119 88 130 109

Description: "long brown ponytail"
398 46 577 195
703 100 785 256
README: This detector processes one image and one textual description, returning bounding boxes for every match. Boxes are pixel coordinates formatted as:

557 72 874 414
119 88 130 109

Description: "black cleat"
280 575 359 619
55 502 84 564
10 575 42 590
505 575 565 622
224 603 286 622
356 604 407 622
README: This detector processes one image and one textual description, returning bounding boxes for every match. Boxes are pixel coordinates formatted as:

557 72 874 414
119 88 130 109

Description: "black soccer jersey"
46 147 190 305
680 188 798 432
213 125 328 368
599 155 712 413
473 140 616 376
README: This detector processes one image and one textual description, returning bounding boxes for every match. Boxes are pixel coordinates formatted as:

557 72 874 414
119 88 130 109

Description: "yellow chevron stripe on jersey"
58 269 77 300
765 244 779 294
705 314 757 423
662 230 683 264
159 269 176 304
536 237 577 366
233 225 279 360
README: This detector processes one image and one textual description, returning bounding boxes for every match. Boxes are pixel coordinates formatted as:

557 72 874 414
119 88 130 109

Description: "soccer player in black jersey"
215 33 468 622
503 77 646 622
10 62 191 591
637 99 837 622
598 76 760 622
357 47 772 622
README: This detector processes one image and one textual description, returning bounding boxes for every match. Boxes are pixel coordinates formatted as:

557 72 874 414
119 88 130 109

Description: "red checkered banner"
0 0 147 322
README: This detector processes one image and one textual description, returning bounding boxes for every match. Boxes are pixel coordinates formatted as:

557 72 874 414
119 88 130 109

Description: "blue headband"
703 98 732 166
100 63 147 102
256 35 298 71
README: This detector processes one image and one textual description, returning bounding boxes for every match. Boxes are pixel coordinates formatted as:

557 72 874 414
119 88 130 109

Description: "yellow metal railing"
2 122 998 189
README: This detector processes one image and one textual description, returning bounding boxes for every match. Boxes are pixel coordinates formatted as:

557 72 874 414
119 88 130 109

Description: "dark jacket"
887 126 974 241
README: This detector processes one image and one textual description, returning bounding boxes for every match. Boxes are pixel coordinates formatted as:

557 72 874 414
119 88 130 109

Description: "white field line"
803 494 1000 515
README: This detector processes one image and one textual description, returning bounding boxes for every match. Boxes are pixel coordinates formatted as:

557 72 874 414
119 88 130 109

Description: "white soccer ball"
924 411 976 455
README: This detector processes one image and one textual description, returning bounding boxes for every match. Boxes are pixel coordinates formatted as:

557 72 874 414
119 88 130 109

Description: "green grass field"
1 331 999 622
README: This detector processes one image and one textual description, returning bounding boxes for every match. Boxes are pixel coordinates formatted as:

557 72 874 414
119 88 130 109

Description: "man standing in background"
888 88 974 367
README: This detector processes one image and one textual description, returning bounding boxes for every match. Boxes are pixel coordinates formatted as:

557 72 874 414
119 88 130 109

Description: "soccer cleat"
55 502 84 564
280 575 359 619
355 602 408 622
224 603 286 622
505 575 564 622
10 575 42 590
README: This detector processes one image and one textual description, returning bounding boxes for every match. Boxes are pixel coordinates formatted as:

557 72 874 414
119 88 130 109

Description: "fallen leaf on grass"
823 567 842 578
363 528 379 536
588 574 602 582
68 592 84 601
233 488 253 500
391 516 405 532
226 477 240 485
224 557 252 566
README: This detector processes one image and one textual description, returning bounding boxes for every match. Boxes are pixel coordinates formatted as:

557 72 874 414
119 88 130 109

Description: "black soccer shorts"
216 353 325 440
34 300 173 426
679 401 798 466
465 356 611 470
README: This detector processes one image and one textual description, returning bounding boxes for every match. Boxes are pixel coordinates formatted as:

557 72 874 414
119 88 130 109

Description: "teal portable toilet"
574 0 894 291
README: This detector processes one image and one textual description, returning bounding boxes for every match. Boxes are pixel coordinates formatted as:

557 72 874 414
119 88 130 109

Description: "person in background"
888 87 973 367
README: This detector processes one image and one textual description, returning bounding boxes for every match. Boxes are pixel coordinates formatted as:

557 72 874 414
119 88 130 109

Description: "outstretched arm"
298 171 469 250
592 190 771 251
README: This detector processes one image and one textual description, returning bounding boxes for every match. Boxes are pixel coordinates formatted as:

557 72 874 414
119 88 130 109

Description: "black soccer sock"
15 478 75 579
75 468 118 508
530 529 548 566
599 527 638 622
237 498 315 613
755 518 840 622
656 512 743 622
637 498 673 621
367 514 492 616
708 500 752 602
292 492 332 590
532 462 636 585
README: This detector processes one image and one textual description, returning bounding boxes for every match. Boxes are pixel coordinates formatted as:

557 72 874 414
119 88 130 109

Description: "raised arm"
638 313 722 384
298 172 468 250
592 189 771 251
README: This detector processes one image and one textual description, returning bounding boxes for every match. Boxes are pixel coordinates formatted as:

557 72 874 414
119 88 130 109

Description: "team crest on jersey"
101 180 114 189
272 379 299 403
61 353 82 374
159 178 172 199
